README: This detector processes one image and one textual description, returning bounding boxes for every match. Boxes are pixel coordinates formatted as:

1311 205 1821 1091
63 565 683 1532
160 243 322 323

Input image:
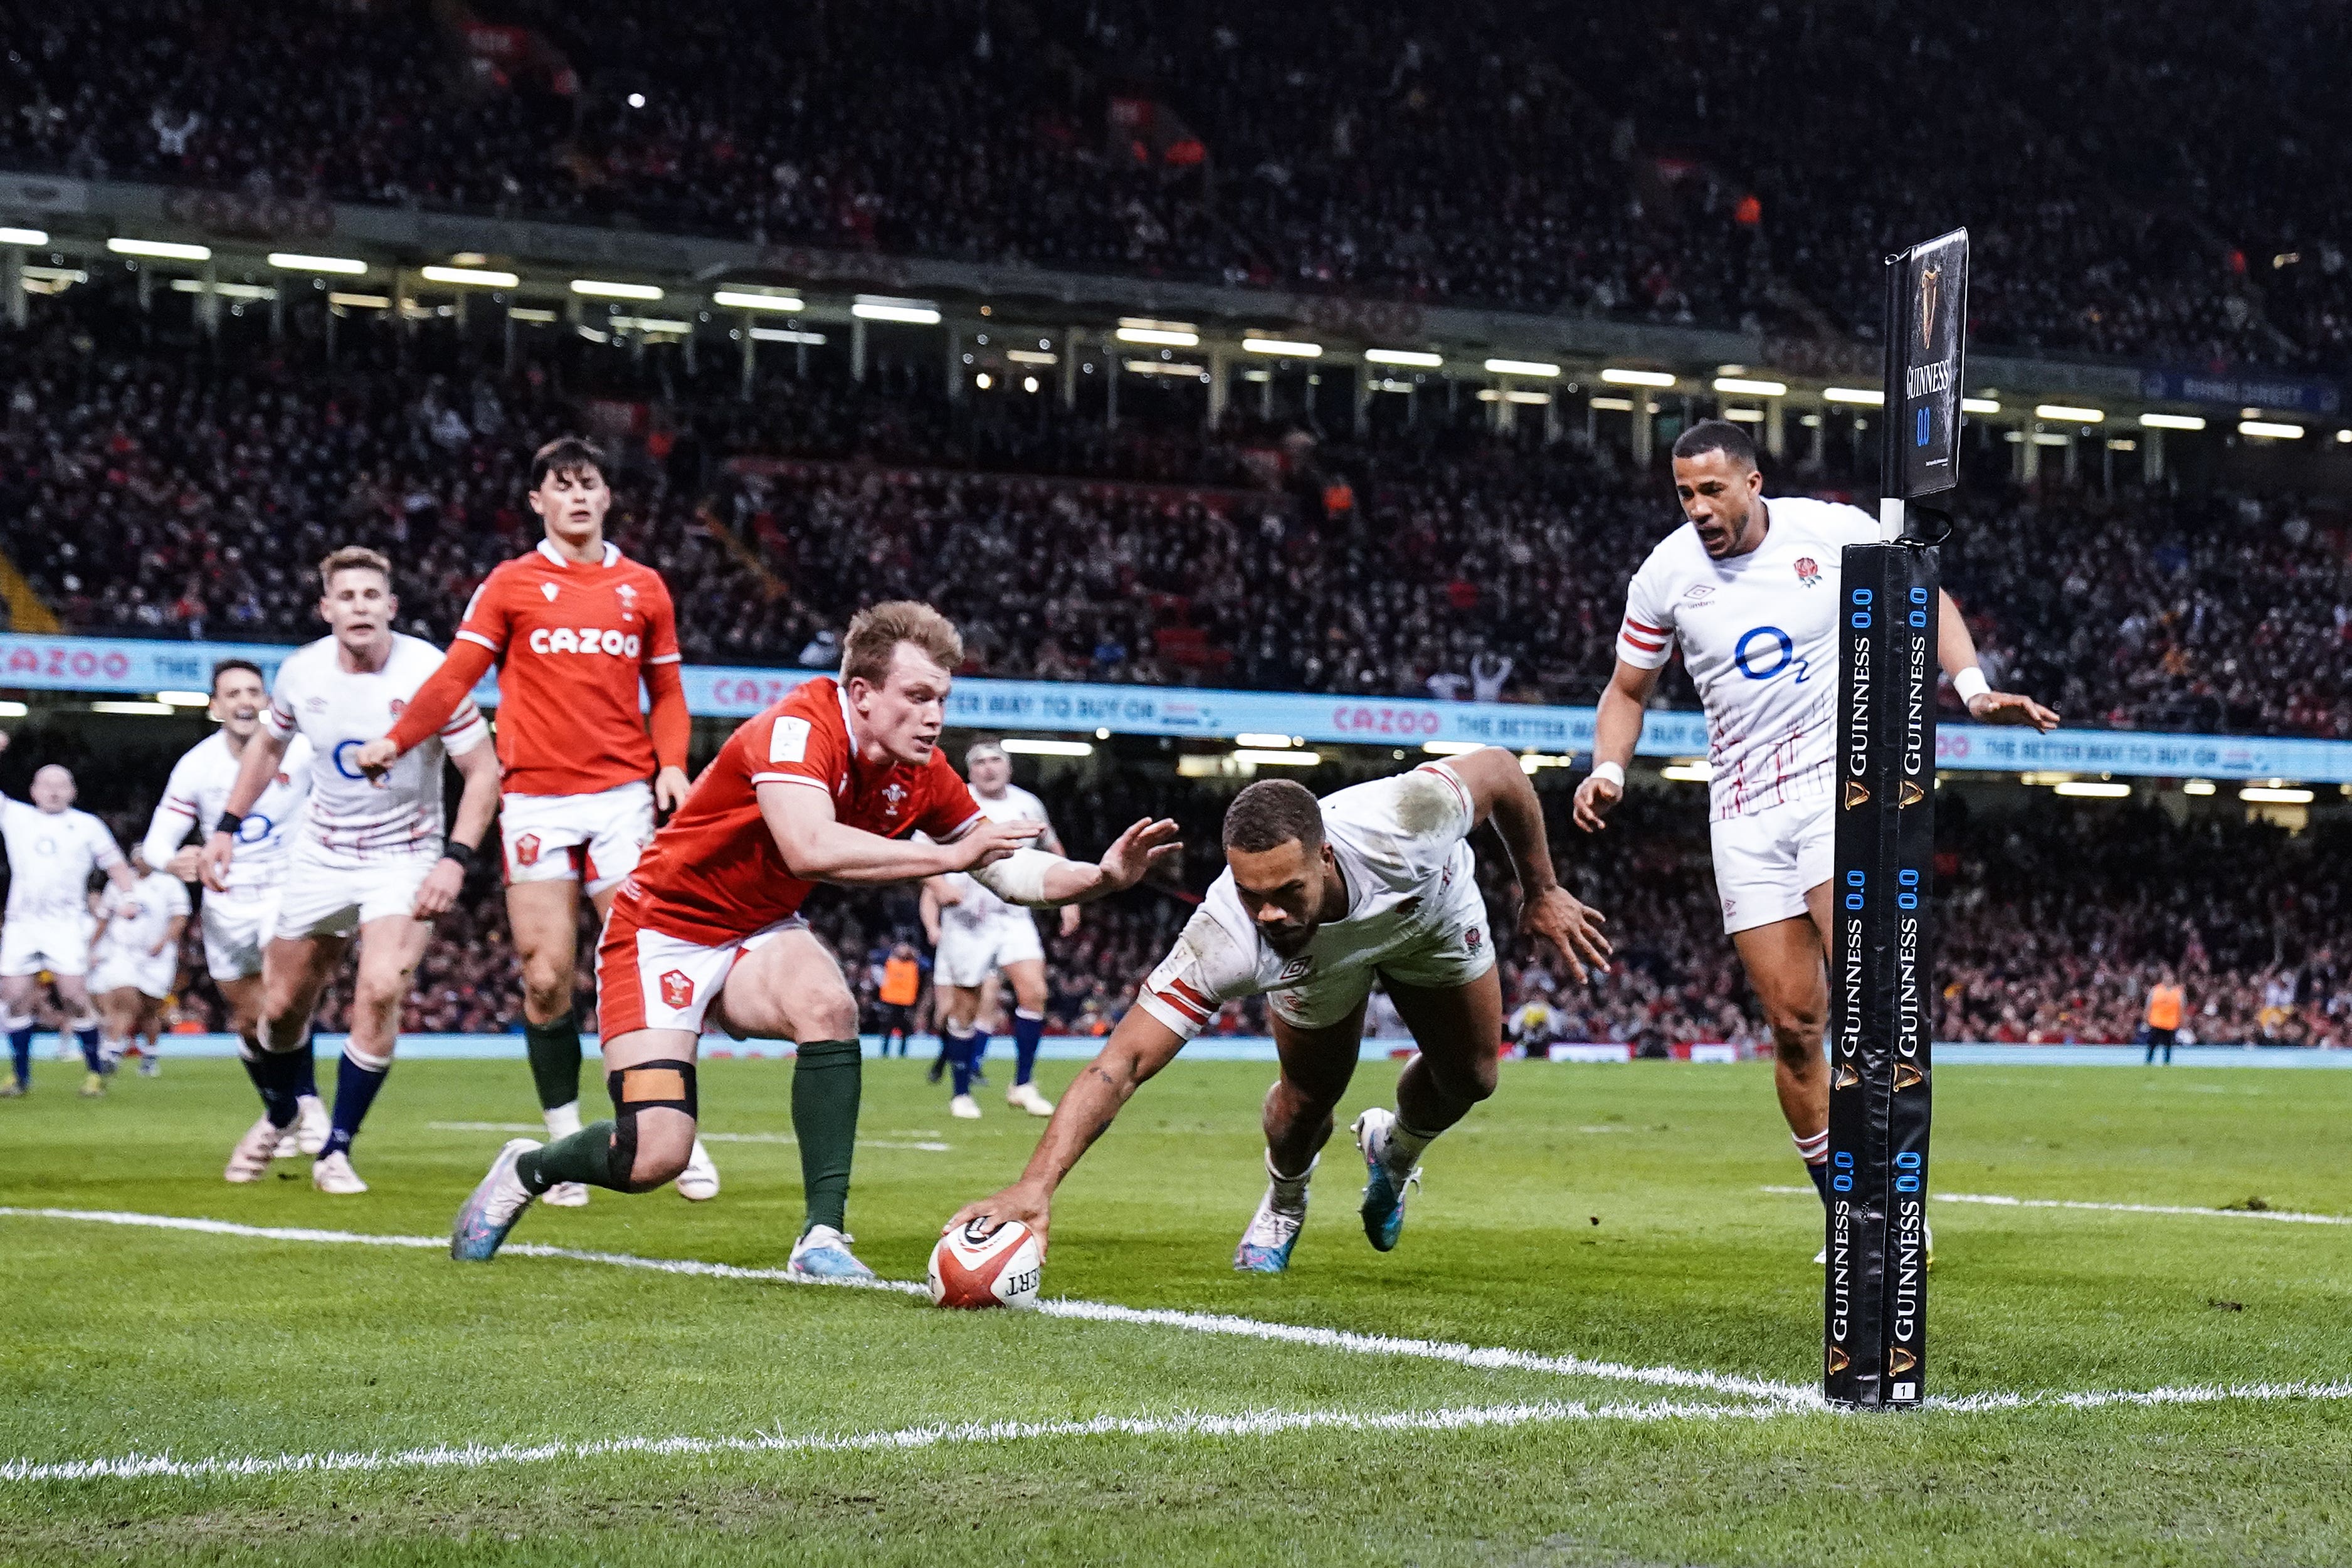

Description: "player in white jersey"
139 659 327 1150
88 865 189 1075
920 739 1079 1120
1574 420 2056 1243
949 749 1611 1273
0 735 137 1097
202 546 502 1194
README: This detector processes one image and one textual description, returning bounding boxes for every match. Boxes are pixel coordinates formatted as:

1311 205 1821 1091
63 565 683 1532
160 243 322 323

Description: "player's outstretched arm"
1445 747 1612 982
1573 658 1662 833
1938 589 2059 731
945 1004 1189 1255
201 725 291 891
760 782 1042 884
965 817 1181 909
413 737 503 917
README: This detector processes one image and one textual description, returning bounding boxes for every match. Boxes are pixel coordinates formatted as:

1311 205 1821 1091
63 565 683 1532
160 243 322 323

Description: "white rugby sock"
1386 1118 1439 1172
1265 1150 1317 1213
544 1099 583 1141
1793 1128 1830 1166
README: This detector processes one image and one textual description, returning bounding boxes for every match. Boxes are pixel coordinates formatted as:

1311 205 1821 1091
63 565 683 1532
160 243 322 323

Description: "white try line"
1761 1186 2352 1227
427 1122 952 1153
1 1397 1782 1485
0 1208 1806 1405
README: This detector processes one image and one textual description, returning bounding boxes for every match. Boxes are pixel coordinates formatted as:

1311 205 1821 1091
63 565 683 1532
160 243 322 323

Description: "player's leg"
1354 966 1507 1252
47 974 106 1093
932 919 991 1115
92 982 137 1085
505 875 599 1207
710 925 874 1276
226 930 351 1180
0 969 33 1094
305 911 431 1192
1000 935 1054 1115
132 991 166 1076
1732 888 1835 1192
1235 997 1370 1272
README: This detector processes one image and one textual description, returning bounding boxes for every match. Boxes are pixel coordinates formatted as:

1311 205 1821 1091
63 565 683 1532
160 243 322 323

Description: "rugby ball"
929 1218 1042 1310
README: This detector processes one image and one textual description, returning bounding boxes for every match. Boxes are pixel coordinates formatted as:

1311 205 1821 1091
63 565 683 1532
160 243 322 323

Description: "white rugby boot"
224 1115 283 1182
949 1093 983 1120
312 1150 369 1194
675 1137 720 1201
1006 1081 1055 1117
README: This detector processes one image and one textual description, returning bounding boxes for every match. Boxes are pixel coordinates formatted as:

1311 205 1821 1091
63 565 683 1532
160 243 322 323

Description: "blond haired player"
453 601 1179 1280
354 436 709 1206
204 547 502 1194
1574 419 2055 1252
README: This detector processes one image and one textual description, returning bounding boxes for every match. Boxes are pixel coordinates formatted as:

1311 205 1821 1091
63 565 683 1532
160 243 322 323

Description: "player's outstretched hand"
947 1179 1053 1258
412 856 465 918
199 830 236 893
352 737 399 779
952 816 1045 871
1967 689 2061 732
1094 816 1182 894
1522 885 1611 982
1571 772 1622 833
653 764 691 816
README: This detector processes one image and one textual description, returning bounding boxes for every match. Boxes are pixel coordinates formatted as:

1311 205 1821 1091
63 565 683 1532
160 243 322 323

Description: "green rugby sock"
523 1011 584 1113
792 1039 863 1234
517 1123 625 1192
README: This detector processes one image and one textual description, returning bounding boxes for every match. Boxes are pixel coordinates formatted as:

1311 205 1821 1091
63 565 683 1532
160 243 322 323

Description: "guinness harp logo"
1888 1346 1918 1376
1827 1345 1852 1376
1919 263 1941 348
1835 1063 1861 1090
1844 779 1872 809
1900 779 1926 808
1894 1060 1924 1091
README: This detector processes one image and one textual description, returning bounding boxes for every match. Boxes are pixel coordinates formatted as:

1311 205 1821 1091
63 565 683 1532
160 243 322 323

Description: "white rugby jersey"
142 731 315 892
94 869 190 964
1136 763 1476 1041
0 797 125 921
1615 495 1880 821
938 784 1055 929
263 634 490 866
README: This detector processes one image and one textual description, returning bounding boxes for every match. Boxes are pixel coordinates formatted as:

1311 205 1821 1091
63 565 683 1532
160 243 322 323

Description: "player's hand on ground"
413 856 466 917
1522 886 1611 982
1060 902 1082 936
946 1181 1052 1256
199 831 236 892
653 764 691 816
951 816 1044 871
1572 772 1622 833
1968 689 2061 732
352 737 399 778
166 846 204 881
1094 817 1181 893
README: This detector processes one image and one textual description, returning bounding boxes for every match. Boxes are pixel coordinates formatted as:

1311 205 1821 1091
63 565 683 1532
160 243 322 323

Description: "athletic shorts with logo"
596 898 804 1037
273 846 436 941
201 886 284 981
1709 796 1833 934
500 781 655 896
932 913 1044 989
1267 856 1494 1031
0 916 91 978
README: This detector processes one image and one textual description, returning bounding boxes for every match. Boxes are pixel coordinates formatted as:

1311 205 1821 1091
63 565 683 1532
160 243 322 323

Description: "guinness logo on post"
1888 1346 1918 1376
1835 1063 1861 1090
1900 780 1926 808
1844 779 1872 809
1919 263 1941 348
1826 1345 1851 1376
1894 1060 1924 1090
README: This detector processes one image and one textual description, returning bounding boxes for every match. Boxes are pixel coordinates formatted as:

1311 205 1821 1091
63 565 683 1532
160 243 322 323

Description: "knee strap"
607 1059 698 1174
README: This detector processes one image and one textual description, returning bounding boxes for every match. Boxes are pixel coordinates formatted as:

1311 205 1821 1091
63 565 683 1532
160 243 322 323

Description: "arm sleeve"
1616 562 1677 670
386 638 497 755
1134 905 1257 1041
141 757 201 868
744 704 844 794
643 577 682 665
436 693 493 758
644 658 690 773
261 663 300 743
87 819 125 872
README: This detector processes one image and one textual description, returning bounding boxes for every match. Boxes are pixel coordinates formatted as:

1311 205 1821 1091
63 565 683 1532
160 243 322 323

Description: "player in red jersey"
451 600 1179 1278
354 436 710 1208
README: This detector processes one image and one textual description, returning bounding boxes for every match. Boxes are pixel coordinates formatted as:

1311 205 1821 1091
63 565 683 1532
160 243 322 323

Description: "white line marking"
0 1208 1793 1401
1 1397 1780 1485
426 1122 951 1152
18 1377 2352 1486
1761 1186 2351 1226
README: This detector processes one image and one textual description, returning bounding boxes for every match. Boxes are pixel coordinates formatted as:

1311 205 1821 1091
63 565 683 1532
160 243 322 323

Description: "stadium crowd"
3 1 2351 367
5 295 2349 739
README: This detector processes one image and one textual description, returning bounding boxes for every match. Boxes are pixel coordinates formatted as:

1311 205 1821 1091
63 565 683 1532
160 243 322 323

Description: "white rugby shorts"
273 848 435 940
201 885 282 981
596 902 806 1038
0 915 91 978
932 913 1045 989
500 781 655 897
1709 796 1835 934
1268 855 1495 1032
90 945 177 1001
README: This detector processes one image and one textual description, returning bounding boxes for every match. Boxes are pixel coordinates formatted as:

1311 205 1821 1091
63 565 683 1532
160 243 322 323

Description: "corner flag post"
1825 228 1967 1409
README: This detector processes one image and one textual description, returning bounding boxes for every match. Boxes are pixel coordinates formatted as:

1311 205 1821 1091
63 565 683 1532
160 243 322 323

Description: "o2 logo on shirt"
1734 625 1808 684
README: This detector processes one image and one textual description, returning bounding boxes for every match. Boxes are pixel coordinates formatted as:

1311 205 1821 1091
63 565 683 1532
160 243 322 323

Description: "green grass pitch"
3 1053 2349 1565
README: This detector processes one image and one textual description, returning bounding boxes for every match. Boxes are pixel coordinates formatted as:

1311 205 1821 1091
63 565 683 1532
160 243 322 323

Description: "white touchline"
427 1122 952 1152
0 1206 1801 1404
0 1397 1783 1485
1761 1186 2351 1226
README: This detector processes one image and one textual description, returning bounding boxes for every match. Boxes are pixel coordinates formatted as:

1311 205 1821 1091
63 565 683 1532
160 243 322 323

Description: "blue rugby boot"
1352 1108 1421 1253
451 1138 539 1261
788 1224 878 1282
1234 1153 1317 1273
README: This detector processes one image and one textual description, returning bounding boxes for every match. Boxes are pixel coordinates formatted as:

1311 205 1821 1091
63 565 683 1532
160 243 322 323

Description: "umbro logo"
1682 584 1715 602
